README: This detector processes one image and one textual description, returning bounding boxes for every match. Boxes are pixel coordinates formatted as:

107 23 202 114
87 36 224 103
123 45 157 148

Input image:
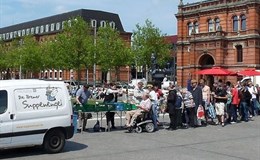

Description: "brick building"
0 9 132 83
175 0 260 87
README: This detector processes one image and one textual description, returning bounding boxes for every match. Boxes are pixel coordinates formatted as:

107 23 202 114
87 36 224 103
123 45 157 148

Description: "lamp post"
19 39 23 79
93 26 97 88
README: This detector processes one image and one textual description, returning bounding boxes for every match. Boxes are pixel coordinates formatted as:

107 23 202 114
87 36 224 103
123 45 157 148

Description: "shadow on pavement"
0 141 88 159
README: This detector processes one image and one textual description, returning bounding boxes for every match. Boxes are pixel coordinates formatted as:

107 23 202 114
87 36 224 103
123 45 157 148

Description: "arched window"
208 19 214 32
110 21 116 29
100 20 106 27
91 19 97 28
45 24 49 32
188 22 193 35
194 22 199 33
233 16 238 31
241 15 246 30
56 22 60 30
236 45 243 62
215 18 220 31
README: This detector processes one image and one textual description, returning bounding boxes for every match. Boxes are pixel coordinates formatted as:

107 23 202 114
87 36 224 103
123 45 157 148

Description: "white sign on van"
15 86 64 111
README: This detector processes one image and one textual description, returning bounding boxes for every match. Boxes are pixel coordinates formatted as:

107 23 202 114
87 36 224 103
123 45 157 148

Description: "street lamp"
93 26 97 88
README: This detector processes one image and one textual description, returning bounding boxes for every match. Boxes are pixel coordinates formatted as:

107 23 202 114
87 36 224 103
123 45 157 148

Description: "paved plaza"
1 115 260 160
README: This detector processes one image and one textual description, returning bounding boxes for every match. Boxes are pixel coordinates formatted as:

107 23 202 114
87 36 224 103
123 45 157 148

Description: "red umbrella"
196 67 236 76
237 69 260 76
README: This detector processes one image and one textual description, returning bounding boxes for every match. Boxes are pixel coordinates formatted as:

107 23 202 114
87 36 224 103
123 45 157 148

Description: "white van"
0 80 74 153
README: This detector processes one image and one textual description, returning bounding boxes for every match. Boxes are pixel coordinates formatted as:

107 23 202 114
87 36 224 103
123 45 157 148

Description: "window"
2 34 5 40
49 70 53 79
54 70 57 79
68 20 71 27
233 16 238 32
91 19 97 28
100 20 106 27
0 90 7 114
208 19 214 32
35 26 39 34
14 31 17 38
10 32 13 39
215 18 220 31
40 25 44 33
45 24 49 32
0 34 2 40
59 70 62 79
26 28 30 35
188 22 193 35
6 33 9 39
62 21 65 29
236 45 243 62
18 30 21 37
110 21 115 29
56 22 60 30
51 23 55 31
194 22 199 33
22 29 25 36
241 15 246 30
31 27 35 34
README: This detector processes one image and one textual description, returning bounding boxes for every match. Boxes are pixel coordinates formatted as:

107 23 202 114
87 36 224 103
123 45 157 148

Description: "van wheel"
43 129 65 153
145 123 154 133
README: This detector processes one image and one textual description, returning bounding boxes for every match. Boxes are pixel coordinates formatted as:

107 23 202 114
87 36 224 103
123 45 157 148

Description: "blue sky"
0 0 198 35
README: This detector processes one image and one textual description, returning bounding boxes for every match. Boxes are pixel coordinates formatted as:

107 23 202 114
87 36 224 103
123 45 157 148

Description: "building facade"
175 0 260 87
0 9 132 83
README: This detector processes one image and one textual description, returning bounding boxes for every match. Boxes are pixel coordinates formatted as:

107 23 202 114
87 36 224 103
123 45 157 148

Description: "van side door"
0 90 12 146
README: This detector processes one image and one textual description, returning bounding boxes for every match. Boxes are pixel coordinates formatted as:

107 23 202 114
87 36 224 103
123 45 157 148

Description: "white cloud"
54 6 68 14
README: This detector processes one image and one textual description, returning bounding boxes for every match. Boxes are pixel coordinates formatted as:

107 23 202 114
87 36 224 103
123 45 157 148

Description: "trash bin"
73 113 78 134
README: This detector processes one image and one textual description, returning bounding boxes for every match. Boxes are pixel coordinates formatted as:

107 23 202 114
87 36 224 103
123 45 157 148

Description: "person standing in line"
181 88 195 128
214 81 228 127
190 79 203 127
247 81 258 117
239 83 252 122
76 84 92 131
147 84 159 131
164 88 177 130
199 79 211 125
230 84 240 123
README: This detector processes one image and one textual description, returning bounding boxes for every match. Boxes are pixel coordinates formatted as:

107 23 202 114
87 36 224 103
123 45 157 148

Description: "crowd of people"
73 78 260 132
163 78 260 130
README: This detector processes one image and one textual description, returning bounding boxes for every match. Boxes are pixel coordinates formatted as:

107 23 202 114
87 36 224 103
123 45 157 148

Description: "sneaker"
222 123 225 127
231 121 236 124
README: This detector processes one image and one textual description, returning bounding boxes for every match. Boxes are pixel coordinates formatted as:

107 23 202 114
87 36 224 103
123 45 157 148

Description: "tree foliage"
132 19 171 68
96 24 133 81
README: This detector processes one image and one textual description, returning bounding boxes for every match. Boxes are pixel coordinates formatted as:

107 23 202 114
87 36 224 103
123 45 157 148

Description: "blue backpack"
175 94 183 109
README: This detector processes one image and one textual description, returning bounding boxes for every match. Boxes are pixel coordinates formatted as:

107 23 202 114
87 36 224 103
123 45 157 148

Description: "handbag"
207 103 216 119
197 105 205 120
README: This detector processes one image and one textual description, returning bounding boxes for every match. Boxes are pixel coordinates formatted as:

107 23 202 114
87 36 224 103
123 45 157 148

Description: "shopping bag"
207 103 216 119
197 105 205 120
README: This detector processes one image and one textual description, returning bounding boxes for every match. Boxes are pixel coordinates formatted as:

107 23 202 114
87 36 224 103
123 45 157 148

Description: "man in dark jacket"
190 79 203 126
165 89 177 130
239 83 252 122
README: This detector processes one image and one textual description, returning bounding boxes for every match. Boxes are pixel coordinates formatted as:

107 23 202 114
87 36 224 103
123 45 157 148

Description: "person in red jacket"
230 84 240 123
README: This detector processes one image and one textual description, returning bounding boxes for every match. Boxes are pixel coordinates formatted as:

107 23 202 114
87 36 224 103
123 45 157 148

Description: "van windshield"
0 90 7 114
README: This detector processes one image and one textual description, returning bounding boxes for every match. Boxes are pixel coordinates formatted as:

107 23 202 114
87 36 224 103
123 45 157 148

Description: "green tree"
96 24 133 82
132 19 171 80
7 36 44 78
51 17 94 83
